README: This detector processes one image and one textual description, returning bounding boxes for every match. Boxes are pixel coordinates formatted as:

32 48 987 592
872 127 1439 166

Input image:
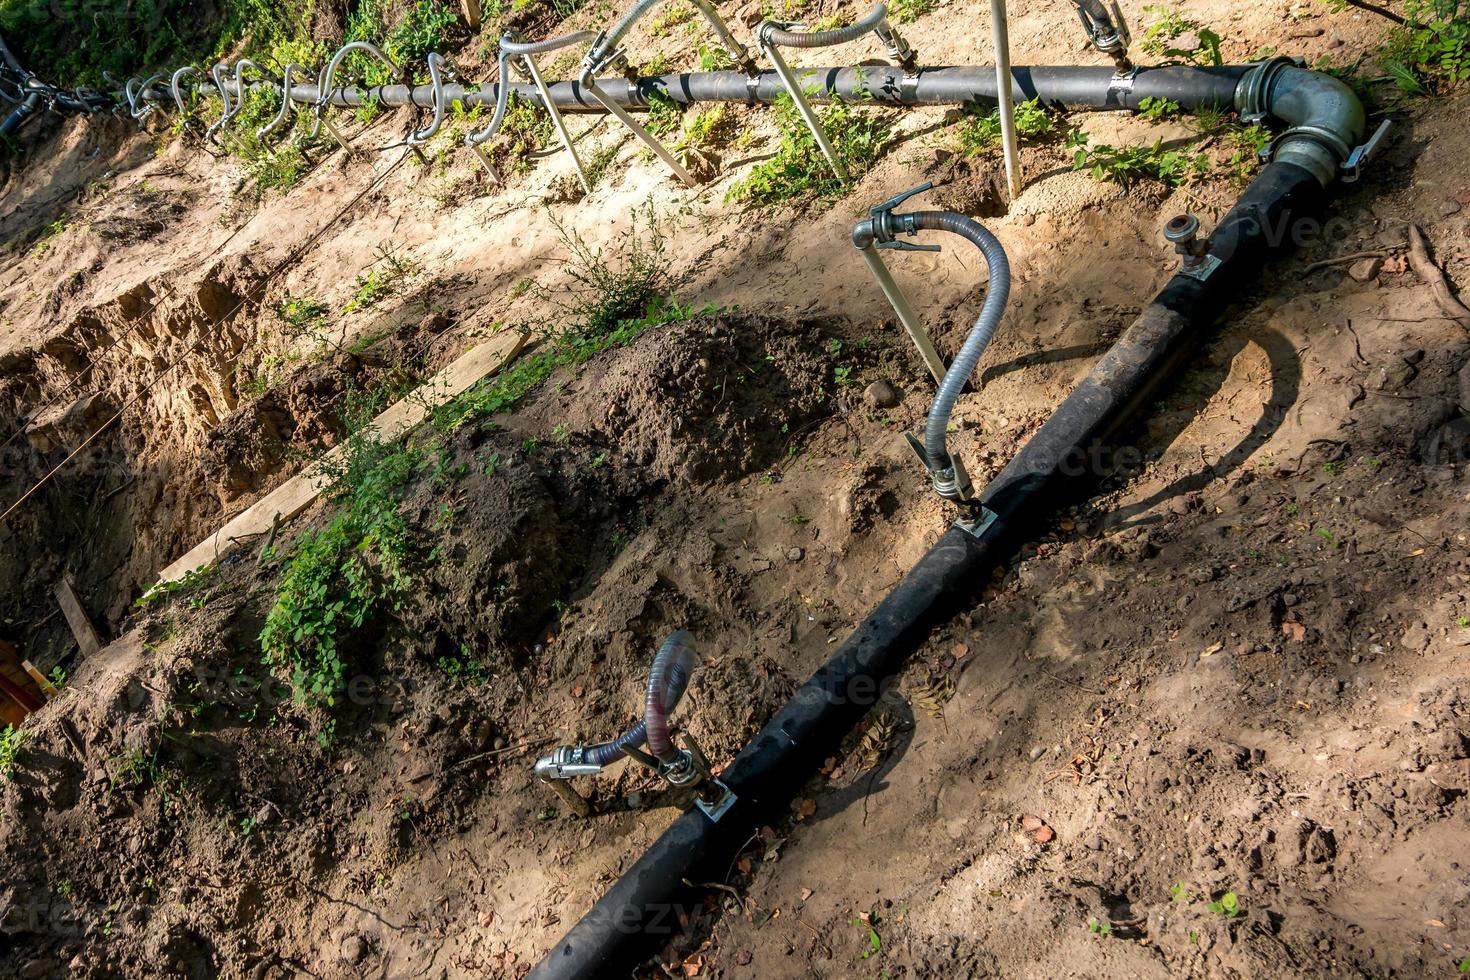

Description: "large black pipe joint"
1237 57 1366 188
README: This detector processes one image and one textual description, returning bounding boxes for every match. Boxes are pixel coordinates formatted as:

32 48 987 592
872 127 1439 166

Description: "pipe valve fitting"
863 181 943 252
1069 0 1133 74
1163 212 1222 281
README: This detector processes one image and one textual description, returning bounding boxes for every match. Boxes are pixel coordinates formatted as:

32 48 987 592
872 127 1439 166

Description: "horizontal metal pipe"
168 64 1250 118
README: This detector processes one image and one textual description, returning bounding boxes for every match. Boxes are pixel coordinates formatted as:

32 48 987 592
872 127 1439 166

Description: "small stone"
1441 199 1464 217
787 547 805 562
862 380 900 409
625 792 643 809
340 935 367 964
1173 31 1202 52
1348 256 1382 282
1021 213 1036 227
1404 348 1426 365
1028 745 1047 762
1373 358 1418 392
1021 814 1045 832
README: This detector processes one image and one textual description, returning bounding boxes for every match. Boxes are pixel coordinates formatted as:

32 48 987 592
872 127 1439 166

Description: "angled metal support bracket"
580 48 696 186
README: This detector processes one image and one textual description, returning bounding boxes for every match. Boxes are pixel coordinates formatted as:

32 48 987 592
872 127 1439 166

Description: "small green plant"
888 0 934 22
276 296 330 337
1381 0 1469 95
1207 891 1244 918
136 565 216 607
1285 502 1300 517
1140 5 1224 65
259 389 424 713
343 244 423 314
645 89 683 139
1457 616 1469 629
1170 881 1190 903
1088 917 1113 936
729 90 891 204
239 814 258 836
0 726 27 781
31 215 68 258
1138 96 1182 121
1315 527 1340 548
854 915 882 960
437 645 490 687
1071 133 1207 188
957 98 1056 157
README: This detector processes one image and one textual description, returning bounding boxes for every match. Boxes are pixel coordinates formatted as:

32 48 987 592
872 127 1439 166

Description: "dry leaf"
737 857 753 875
682 953 705 976
478 909 494 928
1201 642 1224 658
798 798 816 818
952 643 970 659
1409 547 1426 557
1282 622 1307 642
800 888 813 902
571 685 584 698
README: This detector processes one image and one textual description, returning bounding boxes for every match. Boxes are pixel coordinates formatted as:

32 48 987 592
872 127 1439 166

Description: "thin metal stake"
524 53 592 194
761 41 847 183
990 0 1022 200
321 115 354 154
859 247 947 386
471 143 502 184
582 77 696 187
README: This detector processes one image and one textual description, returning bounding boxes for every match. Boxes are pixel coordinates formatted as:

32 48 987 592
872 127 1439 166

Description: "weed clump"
956 98 1056 158
729 91 891 204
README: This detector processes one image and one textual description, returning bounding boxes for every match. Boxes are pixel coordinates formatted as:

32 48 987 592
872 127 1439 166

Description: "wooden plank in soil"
156 328 528 585
53 579 102 657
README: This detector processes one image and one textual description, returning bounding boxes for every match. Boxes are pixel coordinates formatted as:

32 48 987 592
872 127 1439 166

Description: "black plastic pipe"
528 158 1325 978
199 64 1249 117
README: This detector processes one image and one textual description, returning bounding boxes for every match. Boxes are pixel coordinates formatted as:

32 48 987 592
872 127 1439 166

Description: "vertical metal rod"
990 0 1023 200
761 42 847 183
524 53 592 194
859 247 947 386
582 77 696 187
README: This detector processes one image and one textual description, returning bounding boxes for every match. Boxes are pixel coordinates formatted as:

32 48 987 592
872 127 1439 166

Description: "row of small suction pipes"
0 0 1132 194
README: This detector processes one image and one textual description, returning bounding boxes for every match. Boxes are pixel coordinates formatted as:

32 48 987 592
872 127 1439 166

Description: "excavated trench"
0 256 445 665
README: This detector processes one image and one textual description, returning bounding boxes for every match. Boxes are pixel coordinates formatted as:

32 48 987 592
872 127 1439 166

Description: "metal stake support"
582 76 696 187
760 40 847 183
859 246 948 385
524 52 592 193
990 0 1022 200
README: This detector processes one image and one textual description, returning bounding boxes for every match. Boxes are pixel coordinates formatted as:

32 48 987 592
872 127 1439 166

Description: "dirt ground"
2 0 1470 977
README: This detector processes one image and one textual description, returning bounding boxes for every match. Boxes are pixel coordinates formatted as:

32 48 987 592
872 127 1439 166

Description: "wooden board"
53 579 102 657
0 640 43 723
461 0 483 28
157 328 528 584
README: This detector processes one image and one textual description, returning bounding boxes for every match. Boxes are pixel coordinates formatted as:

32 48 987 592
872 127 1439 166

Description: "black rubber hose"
526 159 1325 979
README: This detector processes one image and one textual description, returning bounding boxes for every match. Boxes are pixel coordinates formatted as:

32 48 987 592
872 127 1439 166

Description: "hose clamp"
534 745 604 779
1340 119 1392 184
1236 55 1305 125
869 181 942 252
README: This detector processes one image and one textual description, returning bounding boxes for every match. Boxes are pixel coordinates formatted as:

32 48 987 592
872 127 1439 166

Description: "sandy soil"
2 0 1470 977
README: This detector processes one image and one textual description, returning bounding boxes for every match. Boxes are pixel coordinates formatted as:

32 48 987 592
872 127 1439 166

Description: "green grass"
259 389 423 719
888 0 934 23
276 296 331 337
729 90 891 205
1140 4 1224 66
343 245 423 315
